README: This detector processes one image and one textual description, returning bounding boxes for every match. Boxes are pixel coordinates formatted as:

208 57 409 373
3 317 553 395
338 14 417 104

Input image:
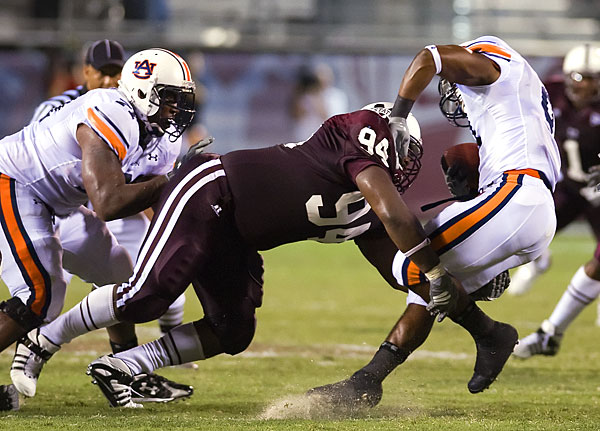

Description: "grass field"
1 230 599 430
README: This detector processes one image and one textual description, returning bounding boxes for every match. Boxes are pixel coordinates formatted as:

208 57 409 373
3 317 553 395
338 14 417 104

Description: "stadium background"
0 2 599 427
0 0 597 213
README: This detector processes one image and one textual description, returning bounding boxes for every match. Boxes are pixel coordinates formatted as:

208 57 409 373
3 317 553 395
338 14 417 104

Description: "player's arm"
78 124 167 221
398 45 500 101
355 166 438 273
356 165 463 320
390 44 501 123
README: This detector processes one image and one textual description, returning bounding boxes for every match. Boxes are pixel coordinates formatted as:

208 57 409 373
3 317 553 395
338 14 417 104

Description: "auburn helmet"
118 48 196 140
361 102 423 194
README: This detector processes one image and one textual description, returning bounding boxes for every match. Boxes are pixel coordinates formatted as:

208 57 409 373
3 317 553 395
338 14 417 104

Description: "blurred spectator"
289 63 348 141
123 0 170 22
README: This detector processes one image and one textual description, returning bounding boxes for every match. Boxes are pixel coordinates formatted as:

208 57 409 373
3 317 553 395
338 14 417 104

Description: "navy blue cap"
85 39 125 70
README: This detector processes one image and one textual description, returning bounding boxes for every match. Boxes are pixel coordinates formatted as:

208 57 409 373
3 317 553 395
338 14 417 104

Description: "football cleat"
507 251 551 296
468 321 518 394
306 370 382 409
10 328 60 397
130 373 193 403
512 320 562 359
0 384 19 411
87 355 142 408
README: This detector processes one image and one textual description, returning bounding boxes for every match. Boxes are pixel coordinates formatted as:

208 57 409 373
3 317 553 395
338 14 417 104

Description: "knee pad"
0 297 43 331
208 298 257 355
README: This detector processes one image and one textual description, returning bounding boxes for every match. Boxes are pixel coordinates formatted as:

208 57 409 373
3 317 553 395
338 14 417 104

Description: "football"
441 142 480 194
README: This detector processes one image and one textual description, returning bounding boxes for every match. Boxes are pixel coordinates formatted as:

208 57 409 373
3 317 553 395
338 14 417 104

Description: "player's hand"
166 136 214 180
426 273 459 322
389 116 411 168
444 164 472 197
183 136 214 164
587 164 600 191
471 270 510 301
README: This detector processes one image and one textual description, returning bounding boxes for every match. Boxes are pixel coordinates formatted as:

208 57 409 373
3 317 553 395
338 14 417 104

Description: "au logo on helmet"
132 59 157 79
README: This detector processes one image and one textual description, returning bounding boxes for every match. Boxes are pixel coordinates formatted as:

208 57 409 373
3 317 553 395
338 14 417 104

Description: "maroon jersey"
546 77 600 187
545 77 600 239
221 110 397 250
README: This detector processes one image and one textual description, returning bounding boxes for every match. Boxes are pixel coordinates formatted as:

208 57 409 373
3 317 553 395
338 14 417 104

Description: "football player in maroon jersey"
7 103 474 408
513 44 600 358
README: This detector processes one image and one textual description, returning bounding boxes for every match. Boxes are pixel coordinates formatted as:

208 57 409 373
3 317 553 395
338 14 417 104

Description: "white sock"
115 322 205 374
158 294 186 334
548 266 600 333
40 284 118 346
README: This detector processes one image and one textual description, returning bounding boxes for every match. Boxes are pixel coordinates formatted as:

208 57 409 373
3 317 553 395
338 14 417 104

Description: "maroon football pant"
114 155 264 354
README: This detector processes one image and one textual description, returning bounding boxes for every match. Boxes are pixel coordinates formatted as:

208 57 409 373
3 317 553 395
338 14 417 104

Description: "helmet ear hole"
137 89 146 99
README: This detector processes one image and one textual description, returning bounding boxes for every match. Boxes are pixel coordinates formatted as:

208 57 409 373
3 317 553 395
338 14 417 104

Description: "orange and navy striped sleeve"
463 39 512 63
86 106 130 162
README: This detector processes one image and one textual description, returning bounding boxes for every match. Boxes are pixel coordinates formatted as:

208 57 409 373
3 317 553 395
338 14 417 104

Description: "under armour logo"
147 154 159 161
132 59 157 80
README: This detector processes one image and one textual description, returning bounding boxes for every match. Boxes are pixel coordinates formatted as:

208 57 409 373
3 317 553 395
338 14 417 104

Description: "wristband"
390 95 414 118
403 237 431 258
425 263 446 281
425 45 442 75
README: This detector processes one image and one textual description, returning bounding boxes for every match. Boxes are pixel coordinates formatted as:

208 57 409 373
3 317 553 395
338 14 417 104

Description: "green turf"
1 232 598 430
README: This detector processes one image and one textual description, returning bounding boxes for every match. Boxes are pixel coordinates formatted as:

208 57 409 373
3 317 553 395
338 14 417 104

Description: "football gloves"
470 270 511 301
426 273 459 322
389 116 411 168
167 136 214 180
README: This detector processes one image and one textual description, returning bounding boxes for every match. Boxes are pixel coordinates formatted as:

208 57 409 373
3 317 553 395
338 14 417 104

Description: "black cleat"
0 384 19 411
468 322 518 394
307 371 382 409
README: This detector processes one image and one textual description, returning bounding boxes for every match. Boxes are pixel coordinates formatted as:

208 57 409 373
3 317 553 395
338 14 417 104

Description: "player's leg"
9 156 227 400
514 251 600 358
82 155 235 407
422 174 554 392
89 247 264 408
508 181 581 296
514 193 600 357
582 201 600 327
308 298 433 408
310 173 555 405
51 206 141 353
107 209 188 348
0 179 67 398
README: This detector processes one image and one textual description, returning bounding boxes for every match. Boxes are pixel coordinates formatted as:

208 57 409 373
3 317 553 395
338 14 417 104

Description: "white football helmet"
361 102 423 193
562 43 600 106
118 48 196 139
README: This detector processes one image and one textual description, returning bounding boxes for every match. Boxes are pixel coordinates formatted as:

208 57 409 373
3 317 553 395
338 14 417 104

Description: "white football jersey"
456 36 561 190
0 88 179 215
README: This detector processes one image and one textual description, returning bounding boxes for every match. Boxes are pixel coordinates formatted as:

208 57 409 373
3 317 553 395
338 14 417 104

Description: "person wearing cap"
30 39 126 123
0 42 193 408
